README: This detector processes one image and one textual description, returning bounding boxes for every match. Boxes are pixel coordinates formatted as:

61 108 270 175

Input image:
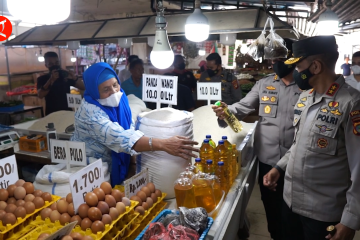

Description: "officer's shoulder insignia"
326 83 339 96
309 89 314 94
205 77 211 81
221 80 227 83
264 105 271 114
232 80 239 89
274 75 279 80
266 86 276 90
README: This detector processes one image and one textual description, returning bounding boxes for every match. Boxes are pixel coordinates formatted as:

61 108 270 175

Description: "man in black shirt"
166 55 197 92
37 52 85 115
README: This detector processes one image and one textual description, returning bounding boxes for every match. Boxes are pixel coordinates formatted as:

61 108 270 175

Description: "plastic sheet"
179 207 208 234
264 18 288 59
161 214 182 228
246 31 266 61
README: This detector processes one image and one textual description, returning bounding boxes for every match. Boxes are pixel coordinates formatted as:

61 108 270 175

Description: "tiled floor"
246 184 360 240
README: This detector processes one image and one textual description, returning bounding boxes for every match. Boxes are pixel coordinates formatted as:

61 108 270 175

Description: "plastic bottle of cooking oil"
194 158 203 173
200 139 214 166
215 140 231 186
233 144 241 174
192 172 216 213
222 136 234 182
215 161 229 194
206 174 223 205
179 167 195 179
174 177 196 208
214 101 243 133
232 144 239 178
206 135 216 149
204 160 215 175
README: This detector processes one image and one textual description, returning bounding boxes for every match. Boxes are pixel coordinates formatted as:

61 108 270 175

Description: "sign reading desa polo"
0 155 19 189
142 74 178 105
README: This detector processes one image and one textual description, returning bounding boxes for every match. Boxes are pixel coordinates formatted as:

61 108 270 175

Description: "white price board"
69 159 104 214
67 94 82 108
142 74 178 107
197 82 222 101
124 169 149 198
0 155 19 189
51 139 87 168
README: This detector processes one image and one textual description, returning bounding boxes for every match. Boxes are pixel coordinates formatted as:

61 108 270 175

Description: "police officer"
264 36 360 240
212 39 301 240
200 53 242 105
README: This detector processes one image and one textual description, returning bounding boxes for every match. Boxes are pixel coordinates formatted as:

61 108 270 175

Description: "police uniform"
199 68 242 105
275 36 360 239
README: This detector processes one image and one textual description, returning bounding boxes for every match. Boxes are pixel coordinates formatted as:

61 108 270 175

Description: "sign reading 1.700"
142 74 178 106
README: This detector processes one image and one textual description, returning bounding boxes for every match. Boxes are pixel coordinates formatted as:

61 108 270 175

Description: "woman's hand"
160 136 199 160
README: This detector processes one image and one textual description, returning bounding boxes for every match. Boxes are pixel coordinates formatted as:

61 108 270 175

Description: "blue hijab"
83 62 132 187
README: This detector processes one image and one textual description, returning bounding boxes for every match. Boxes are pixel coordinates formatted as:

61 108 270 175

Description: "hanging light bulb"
71 51 76 62
118 38 132 48
38 49 44 62
219 33 237 45
150 1 174 69
198 49 205 56
317 0 339 35
185 0 209 42
240 40 249 54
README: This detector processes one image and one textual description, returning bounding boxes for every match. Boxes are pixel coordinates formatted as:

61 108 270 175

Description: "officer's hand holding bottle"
263 168 280 191
212 101 228 120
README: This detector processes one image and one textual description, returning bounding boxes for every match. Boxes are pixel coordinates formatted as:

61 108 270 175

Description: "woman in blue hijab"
71 62 198 186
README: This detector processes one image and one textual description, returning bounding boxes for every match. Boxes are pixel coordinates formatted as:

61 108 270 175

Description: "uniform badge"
300 97 307 102
232 80 239 89
301 74 307 80
326 83 339 96
274 75 278 80
350 110 360 117
270 96 276 102
294 118 299 124
264 105 271 114
297 103 305 108
297 97 307 108
261 96 269 101
309 89 314 94
320 108 328 113
352 118 360 136
206 77 211 81
315 124 333 133
221 80 227 83
266 86 276 90
317 138 328 148
328 101 342 116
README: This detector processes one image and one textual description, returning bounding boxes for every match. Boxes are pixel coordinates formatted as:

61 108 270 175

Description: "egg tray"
120 224 142 240
133 193 166 229
103 212 139 240
18 217 68 240
0 194 61 240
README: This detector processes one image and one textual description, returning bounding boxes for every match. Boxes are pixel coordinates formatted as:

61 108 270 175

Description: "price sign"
142 74 178 107
197 82 222 101
67 94 82 108
43 221 77 240
69 159 104 214
51 139 87 169
124 169 149 198
0 155 19 189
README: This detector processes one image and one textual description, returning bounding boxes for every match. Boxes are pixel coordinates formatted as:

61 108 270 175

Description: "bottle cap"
206 160 213 164
46 123 55 129
218 140 224 144
222 136 228 140
218 161 224 166
206 135 211 138
195 158 201 162
204 139 209 143
215 101 221 106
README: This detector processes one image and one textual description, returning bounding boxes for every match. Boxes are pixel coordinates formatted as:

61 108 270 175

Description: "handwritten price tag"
124 169 149 198
69 159 104 214
197 82 222 100
51 139 86 167
0 155 19 189
67 94 82 108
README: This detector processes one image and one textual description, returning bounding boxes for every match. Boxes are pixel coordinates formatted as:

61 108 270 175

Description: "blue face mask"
293 64 314 91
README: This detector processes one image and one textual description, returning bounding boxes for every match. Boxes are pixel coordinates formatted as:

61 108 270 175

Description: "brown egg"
14 187 26 200
80 217 92 231
93 188 105 201
146 182 156 193
150 193 157 203
101 214 112 225
135 206 145 215
24 194 35 202
0 201 6 210
22 182 34 194
7 197 16 205
7 185 17 197
57 200 69 214
40 208 52 220
0 209 6 221
33 197 45 209
2 213 16 225
5 204 17 213
50 202 57 210
15 179 25 186
104 195 116 208
41 192 52 202
85 192 98 207
49 210 61 223
67 203 75 216
111 189 123 202
141 187 151 197
37 233 51 240
70 215 82 226
60 213 71 225
61 236 73 240
70 232 83 240
78 204 89 219
136 191 147 202
146 197 153 208
155 189 162 198
142 202 149 211
87 207 102 221
65 193 72 204
109 207 119 220
24 202 35 214
83 236 95 240
100 182 112 195
16 199 25 207
0 189 9 201
97 201 109 215
14 206 26 219
122 197 131 207
115 202 126 215
33 190 43 197
60 197 66 201
91 220 105 234
130 195 142 207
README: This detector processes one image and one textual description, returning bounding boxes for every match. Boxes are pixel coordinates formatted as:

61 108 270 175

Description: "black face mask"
177 62 186 70
207 69 219 78
49 65 60 72
293 65 314 90
273 61 295 78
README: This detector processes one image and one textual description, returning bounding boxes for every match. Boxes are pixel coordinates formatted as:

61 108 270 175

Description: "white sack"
127 94 148 122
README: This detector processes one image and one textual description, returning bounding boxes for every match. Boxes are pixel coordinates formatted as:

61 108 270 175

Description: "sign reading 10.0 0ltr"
142 74 178 105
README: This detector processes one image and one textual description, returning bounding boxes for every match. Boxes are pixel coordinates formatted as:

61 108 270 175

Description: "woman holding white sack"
71 62 199 186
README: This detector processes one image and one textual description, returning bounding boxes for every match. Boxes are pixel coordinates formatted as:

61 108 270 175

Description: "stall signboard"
0 155 19 189
142 74 178 109
50 139 87 170
124 169 149 198
67 94 82 109
69 159 104 214
197 82 222 105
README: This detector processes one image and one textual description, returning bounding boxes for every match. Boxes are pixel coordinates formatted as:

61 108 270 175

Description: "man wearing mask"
345 51 360 91
166 55 197 92
37 52 85 116
212 39 301 240
264 36 360 240
200 53 242 105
